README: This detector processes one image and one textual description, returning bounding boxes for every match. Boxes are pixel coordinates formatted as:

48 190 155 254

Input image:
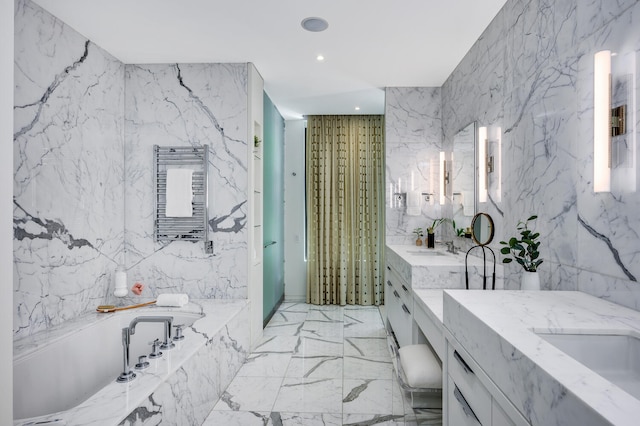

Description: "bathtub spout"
116 327 136 383
129 316 175 350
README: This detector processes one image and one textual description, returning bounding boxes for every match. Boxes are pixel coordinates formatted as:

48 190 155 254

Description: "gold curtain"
306 115 385 306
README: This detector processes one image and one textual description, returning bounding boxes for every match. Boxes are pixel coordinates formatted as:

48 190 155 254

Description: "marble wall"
439 0 640 308
124 63 249 300
384 87 449 245
13 0 125 339
14 0 252 338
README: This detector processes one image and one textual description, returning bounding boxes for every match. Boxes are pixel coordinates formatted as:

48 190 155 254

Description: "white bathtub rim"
14 299 249 426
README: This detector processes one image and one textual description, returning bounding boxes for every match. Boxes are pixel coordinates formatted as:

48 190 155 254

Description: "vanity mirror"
471 212 494 246
451 122 476 234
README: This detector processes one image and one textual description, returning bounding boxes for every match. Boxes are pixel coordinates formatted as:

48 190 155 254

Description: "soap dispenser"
114 265 128 298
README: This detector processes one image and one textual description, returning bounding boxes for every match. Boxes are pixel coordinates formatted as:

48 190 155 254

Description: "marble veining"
14 0 257 339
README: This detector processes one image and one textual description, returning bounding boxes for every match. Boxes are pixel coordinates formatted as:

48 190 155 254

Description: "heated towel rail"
153 145 211 252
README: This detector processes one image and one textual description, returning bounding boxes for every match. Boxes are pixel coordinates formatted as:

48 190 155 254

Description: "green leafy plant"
452 220 465 237
254 135 261 147
412 227 424 238
427 218 445 234
499 215 543 272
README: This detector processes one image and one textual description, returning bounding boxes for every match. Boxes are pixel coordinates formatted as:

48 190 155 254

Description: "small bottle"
114 265 128 297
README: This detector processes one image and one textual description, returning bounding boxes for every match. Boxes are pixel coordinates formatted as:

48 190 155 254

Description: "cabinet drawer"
447 343 491 425
413 299 443 359
447 374 482 426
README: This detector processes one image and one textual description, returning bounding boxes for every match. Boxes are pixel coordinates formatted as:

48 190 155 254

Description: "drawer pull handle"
393 290 400 299
387 266 391 271
454 385 480 423
401 304 411 315
401 284 409 293
454 350 474 375
387 280 392 287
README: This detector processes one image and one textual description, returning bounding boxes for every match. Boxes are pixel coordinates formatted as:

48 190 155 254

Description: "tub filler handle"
116 327 136 383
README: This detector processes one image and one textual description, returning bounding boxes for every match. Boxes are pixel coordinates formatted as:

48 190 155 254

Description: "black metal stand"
465 245 496 290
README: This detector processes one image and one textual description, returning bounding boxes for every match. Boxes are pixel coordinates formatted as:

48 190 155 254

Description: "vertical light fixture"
594 50 612 192
439 151 447 205
478 126 488 203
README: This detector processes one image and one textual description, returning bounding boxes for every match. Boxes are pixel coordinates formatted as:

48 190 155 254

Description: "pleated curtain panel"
306 115 385 306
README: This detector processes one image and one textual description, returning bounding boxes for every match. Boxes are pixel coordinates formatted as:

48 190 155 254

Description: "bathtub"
13 299 250 426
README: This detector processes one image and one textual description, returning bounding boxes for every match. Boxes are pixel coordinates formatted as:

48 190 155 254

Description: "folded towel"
156 293 189 307
406 190 422 216
166 169 193 217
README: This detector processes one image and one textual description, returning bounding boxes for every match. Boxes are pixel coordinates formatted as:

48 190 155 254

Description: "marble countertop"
386 244 504 290
444 290 640 426
413 289 444 324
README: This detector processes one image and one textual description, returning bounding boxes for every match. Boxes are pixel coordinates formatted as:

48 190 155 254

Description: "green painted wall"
263 93 285 323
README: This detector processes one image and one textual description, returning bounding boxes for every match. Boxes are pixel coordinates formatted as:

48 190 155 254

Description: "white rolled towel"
156 293 189 307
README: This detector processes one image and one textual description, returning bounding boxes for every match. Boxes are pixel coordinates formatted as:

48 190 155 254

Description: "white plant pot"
521 271 540 291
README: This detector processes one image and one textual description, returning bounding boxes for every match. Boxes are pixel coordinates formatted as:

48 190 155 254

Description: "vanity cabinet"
444 331 529 426
385 263 414 347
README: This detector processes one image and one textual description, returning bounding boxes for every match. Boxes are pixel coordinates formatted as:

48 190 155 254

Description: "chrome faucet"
129 316 175 350
116 315 175 383
446 241 460 255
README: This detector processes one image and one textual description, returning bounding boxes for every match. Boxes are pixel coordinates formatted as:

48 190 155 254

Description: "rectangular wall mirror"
451 122 476 234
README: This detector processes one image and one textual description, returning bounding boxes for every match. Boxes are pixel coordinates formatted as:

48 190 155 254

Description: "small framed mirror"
471 212 494 246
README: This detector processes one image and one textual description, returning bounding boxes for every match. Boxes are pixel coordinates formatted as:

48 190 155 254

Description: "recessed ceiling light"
301 17 329 32
355 106 360 111
316 55 325 62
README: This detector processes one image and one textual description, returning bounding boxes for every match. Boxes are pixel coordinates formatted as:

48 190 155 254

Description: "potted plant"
426 218 445 248
452 220 465 237
254 135 261 148
499 215 543 290
412 227 424 246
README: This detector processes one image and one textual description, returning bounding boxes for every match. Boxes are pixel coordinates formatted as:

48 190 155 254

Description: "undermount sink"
535 330 640 399
405 250 446 256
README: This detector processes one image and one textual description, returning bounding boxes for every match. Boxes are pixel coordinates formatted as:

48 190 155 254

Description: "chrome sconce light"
593 50 628 193
478 127 495 203
440 151 449 205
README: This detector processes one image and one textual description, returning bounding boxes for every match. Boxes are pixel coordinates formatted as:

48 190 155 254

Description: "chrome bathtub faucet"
129 315 175 351
116 316 175 383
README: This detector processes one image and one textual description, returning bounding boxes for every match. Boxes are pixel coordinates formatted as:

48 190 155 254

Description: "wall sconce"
478 126 493 203
440 151 448 205
594 50 612 192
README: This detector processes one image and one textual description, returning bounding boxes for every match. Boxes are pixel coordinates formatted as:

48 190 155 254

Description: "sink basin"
536 330 640 399
405 250 446 256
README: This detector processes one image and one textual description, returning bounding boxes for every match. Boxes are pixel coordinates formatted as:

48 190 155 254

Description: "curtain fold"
306 115 385 306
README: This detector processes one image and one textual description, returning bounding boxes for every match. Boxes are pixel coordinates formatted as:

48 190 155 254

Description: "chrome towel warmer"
153 145 211 252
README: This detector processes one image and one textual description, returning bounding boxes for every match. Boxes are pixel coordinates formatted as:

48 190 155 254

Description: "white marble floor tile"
342 414 407 425
263 321 304 336
236 352 292 377
306 308 344 322
300 320 345 338
344 320 387 338
273 412 343 425
295 336 343 357
268 310 309 324
343 379 394 415
213 376 283 412
345 336 390 358
344 307 384 324
253 335 300 353
202 410 272 425
344 355 394 379
286 354 343 378
273 377 343 414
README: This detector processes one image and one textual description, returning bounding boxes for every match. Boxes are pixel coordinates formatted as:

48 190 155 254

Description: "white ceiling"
33 0 507 120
